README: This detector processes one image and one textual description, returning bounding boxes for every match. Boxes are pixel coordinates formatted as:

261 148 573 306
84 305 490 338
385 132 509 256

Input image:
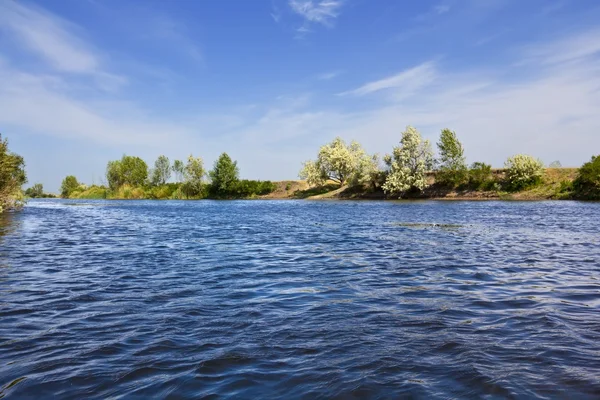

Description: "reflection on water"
1 199 599 399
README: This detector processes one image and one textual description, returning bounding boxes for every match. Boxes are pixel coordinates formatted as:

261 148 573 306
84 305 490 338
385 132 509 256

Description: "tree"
25 183 44 198
61 176 80 198
0 134 27 211
299 137 379 187
151 155 171 186
172 159 184 183
436 129 467 186
181 155 205 197
382 126 433 197
106 155 148 190
469 162 493 189
209 153 239 193
573 155 600 199
504 154 544 190
549 160 562 168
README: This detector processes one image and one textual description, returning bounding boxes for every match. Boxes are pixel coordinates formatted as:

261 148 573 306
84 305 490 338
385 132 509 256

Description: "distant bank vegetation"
0 134 27 212
299 126 600 200
6 125 599 204
60 152 276 200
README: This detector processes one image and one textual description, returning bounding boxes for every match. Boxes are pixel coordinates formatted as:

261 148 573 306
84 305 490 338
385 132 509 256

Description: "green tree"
172 159 184 183
382 126 433 197
181 155 205 197
25 183 44 198
436 129 467 186
0 134 27 211
573 155 600 199
106 155 148 190
61 175 80 198
209 153 239 193
469 162 493 189
151 155 171 186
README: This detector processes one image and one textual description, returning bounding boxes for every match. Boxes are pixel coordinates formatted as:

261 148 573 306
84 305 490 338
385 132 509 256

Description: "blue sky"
1 0 599 191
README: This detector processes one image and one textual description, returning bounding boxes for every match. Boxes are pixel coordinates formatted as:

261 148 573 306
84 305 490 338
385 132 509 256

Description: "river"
1 199 599 398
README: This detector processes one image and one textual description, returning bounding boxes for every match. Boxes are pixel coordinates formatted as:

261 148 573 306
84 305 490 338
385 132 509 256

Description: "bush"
573 155 600 199
231 180 276 197
504 154 544 191
468 162 493 189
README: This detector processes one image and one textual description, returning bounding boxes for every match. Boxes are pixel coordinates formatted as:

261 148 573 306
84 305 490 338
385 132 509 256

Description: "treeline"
0 134 27 212
300 126 600 200
61 152 277 200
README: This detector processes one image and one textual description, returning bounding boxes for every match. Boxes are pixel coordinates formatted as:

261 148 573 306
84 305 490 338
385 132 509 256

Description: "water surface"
1 199 599 398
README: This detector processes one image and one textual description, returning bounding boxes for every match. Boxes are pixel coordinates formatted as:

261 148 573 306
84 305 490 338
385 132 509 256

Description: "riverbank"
263 168 579 200
61 168 582 201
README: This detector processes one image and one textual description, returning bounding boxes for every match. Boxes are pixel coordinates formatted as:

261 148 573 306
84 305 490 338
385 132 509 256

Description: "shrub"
468 162 493 189
504 154 544 191
573 155 600 200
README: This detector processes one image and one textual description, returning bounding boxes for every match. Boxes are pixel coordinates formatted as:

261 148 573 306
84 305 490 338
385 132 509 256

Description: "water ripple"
1 199 599 399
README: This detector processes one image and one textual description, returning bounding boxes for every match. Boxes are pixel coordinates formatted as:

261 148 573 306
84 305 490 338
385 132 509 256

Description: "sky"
1 0 600 192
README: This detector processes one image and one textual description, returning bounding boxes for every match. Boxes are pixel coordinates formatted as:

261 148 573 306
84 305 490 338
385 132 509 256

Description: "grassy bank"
262 168 581 201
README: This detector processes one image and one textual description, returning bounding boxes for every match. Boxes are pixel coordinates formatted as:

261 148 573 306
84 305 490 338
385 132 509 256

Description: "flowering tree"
299 137 379 187
504 154 544 190
382 126 433 197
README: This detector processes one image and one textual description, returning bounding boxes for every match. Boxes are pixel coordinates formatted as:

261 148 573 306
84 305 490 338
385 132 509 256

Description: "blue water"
1 199 599 399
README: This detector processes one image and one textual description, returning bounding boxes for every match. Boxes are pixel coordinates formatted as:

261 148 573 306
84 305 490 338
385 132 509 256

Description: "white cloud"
0 0 127 90
289 0 344 31
524 29 600 65
0 1 96 73
433 4 451 15
317 71 342 80
338 62 437 96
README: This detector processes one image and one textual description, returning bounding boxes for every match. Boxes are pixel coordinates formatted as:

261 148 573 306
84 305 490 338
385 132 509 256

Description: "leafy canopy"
573 155 600 199
61 175 80 198
299 137 379 187
209 153 239 193
436 129 467 186
382 126 433 197
106 155 148 190
0 134 27 211
151 155 171 186
504 154 544 191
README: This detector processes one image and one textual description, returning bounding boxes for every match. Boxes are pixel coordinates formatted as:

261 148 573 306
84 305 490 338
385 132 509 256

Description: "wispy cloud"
289 0 344 26
433 4 451 15
0 0 126 91
317 70 342 80
150 15 203 63
524 29 600 65
338 62 437 96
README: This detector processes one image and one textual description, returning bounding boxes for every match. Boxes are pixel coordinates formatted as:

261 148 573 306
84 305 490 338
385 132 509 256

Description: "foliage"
299 137 379 188
436 129 467 187
25 183 44 198
0 134 27 211
70 185 108 199
181 155 205 197
573 155 600 199
382 126 433 197
106 155 148 190
231 180 277 197
209 153 239 194
504 154 544 191
468 162 493 189
61 175 81 198
151 155 171 186
172 159 184 182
